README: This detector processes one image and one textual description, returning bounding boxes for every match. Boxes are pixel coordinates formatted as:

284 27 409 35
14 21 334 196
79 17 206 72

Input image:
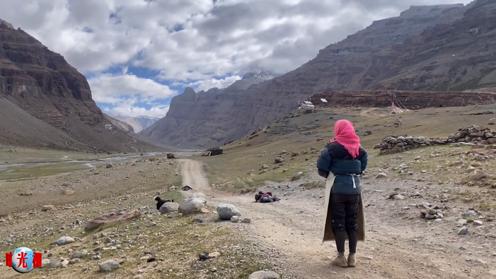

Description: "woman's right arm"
317 147 332 178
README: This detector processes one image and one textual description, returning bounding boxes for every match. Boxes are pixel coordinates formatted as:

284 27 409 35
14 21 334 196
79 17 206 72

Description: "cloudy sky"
0 0 471 119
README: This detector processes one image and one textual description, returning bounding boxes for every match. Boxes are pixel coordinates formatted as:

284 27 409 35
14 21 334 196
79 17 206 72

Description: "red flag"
5 252 12 267
33 252 42 268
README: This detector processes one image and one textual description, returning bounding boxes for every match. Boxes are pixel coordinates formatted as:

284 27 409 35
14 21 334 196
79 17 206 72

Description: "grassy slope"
199 105 496 210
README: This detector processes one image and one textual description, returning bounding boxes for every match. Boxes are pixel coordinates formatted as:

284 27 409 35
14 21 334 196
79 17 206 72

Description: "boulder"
217 203 241 220
179 197 207 215
99 259 120 272
249 271 281 279
70 250 89 259
55 236 75 245
159 202 179 214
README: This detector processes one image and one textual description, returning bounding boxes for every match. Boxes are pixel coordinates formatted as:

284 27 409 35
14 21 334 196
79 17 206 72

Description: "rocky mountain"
104 114 135 134
110 116 158 133
0 20 153 152
141 0 496 149
140 72 274 148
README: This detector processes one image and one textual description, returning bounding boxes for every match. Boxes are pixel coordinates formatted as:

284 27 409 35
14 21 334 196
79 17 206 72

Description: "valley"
1 104 495 278
1 1 496 278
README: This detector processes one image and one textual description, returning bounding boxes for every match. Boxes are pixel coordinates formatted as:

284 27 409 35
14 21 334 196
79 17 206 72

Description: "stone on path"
179 197 207 215
217 203 241 220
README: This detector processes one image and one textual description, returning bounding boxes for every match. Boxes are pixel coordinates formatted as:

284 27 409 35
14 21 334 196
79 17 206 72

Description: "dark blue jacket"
317 142 368 194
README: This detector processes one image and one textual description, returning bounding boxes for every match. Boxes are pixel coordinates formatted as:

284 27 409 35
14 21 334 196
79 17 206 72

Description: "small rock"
458 226 469 235
70 250 88 259
473 220 483 226
42 205 56 211
231 216 240 223
62 189 75 195
43 259 61 269
182 185 192 191
388 193 405 200
274 157 284 164
105 164 113 169
179 197 207 215
376 173 388 179
462 209 479 219
217 203 241 220
99 259 120 272
241 218 252 224
198 252 220 261
248 270 281 279
55 236 75 245
60 259 69 268
209 252 221 258
159 202 179 214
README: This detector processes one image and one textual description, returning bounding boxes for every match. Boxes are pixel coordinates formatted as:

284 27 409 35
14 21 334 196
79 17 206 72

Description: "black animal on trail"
154 196 174 210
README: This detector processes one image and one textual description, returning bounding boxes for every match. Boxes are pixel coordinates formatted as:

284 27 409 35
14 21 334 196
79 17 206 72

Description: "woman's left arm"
359 148 368 173
317 148 332 178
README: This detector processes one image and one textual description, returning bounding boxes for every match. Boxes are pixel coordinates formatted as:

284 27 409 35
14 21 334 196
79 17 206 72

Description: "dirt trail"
179 159 495 279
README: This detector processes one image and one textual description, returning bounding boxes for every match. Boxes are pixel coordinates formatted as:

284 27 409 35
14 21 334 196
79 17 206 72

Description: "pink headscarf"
331 119 361 158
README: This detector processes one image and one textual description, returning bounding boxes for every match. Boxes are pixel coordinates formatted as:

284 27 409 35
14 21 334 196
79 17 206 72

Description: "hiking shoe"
332 253 348 267
348 253 356 267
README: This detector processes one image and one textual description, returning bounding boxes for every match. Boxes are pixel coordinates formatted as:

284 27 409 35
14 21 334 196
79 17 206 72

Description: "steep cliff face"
142 1 496 149
0 20 152 152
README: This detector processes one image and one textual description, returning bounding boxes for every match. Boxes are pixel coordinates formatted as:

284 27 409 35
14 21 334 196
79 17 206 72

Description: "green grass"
0 162 87 181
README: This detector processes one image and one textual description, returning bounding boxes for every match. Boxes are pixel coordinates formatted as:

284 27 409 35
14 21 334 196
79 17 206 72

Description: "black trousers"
331 194 360 254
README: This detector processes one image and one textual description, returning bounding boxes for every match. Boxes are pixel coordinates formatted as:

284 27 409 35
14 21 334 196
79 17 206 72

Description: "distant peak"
0 18 14 29
183 87 196 95
227 71 275 91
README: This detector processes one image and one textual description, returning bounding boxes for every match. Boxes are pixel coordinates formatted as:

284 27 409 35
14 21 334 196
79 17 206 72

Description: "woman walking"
317 119 368 267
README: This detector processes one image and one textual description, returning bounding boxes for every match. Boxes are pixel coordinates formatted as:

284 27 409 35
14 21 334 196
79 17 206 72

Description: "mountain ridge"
141 0 495 149
0 20 154 152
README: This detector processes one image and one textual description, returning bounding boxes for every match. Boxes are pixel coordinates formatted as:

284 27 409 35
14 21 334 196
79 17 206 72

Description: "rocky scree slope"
142 1 496 149
0 19 151 152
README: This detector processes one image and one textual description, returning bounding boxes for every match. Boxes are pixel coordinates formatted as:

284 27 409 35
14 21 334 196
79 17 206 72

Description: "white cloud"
89 73 175 118
89 73 176 103
0 0 473 115
107 100 169 119
0 0 472 78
